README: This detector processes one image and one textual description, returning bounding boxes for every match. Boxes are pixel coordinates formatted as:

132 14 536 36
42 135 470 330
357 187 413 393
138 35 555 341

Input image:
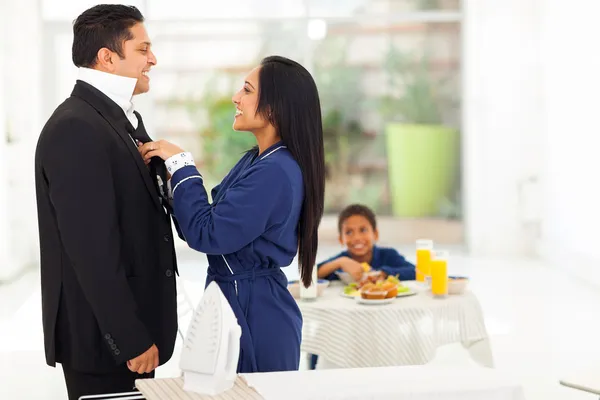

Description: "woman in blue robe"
139 56 325 373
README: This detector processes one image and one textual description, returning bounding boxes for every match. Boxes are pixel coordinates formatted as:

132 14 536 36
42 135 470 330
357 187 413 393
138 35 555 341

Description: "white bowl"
335 271 355 285
447 276 469 295
287 279 330 298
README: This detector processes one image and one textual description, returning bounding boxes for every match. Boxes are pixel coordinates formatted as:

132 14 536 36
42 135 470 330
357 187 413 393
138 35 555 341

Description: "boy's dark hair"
338 204 377 233
72 5 144 68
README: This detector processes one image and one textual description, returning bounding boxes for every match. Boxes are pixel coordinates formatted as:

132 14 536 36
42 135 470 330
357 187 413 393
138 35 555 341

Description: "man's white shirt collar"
77 67 139 129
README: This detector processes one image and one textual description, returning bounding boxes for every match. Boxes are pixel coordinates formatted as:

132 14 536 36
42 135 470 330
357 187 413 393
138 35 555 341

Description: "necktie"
126 114 173 214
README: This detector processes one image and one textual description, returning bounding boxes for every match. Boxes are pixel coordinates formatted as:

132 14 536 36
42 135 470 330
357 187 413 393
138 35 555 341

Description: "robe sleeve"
170 163 293 255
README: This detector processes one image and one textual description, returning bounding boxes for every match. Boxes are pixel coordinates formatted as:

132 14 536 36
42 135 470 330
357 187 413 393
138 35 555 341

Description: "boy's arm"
317 251 348 281
317 253 365 281
379 249 416 281
316 251 349 280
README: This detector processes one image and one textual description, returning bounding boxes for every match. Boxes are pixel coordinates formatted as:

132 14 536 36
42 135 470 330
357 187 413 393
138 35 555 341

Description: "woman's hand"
139 140 185 163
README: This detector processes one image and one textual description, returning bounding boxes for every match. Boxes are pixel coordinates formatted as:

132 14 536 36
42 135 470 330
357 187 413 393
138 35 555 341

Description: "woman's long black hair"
256 55 325 288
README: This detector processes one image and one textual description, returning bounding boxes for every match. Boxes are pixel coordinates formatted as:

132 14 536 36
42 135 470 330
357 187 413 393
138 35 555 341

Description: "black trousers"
61 364 153 400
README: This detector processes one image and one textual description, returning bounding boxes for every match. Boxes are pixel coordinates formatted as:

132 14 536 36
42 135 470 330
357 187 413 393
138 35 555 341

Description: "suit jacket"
34 80 178 373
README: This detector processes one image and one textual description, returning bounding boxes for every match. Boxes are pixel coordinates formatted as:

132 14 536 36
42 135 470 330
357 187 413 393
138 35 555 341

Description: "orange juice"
430 250 448 297
415 239 433 282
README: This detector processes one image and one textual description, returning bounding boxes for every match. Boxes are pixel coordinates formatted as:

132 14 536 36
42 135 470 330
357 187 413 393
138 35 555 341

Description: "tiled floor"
0 244 598 399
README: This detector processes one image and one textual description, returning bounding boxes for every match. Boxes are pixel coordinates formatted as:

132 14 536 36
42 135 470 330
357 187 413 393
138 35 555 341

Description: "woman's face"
231 66 270 132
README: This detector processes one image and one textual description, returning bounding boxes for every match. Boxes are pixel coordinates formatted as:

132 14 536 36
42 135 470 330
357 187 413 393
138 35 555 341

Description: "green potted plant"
192 93 255 181
380 45 460 217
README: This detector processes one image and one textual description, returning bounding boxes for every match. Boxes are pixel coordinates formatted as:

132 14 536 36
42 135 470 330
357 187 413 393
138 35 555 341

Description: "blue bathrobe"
169 141 303 373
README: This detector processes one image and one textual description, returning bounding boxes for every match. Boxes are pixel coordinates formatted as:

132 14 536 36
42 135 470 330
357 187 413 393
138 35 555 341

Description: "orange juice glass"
430 250 448 297
416 239 433 282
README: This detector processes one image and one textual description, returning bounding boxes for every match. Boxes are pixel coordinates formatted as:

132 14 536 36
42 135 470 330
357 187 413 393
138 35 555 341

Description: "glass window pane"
307 0 460 18
147 0 306 20
42 0 462 218
41 0 145 21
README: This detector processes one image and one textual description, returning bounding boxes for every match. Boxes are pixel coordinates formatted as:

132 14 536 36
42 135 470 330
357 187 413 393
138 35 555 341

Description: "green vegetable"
397 286 410 293
344 286 358 295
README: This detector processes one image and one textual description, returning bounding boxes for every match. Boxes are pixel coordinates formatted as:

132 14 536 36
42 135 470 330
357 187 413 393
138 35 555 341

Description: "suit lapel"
71 81 161 211
109 118 162 210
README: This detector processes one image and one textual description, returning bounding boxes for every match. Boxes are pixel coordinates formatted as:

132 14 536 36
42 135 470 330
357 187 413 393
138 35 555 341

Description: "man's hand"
127 344 159 374
338 257 364 282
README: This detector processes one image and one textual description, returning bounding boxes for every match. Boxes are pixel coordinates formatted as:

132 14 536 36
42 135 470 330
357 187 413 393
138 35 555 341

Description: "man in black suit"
34 5 178 399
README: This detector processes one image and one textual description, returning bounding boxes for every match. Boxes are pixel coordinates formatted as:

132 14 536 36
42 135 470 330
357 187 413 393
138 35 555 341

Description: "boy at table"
317 204 415 282
309 204 416 369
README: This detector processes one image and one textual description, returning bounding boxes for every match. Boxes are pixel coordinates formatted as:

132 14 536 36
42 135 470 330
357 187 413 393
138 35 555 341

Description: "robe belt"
207 267 282 319
206 267 283 373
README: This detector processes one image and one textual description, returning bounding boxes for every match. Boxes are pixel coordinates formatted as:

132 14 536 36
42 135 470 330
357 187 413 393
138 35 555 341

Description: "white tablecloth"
136 366 525 400
136 377 261 400
298 282 493 368
559 364 600 395
243 366 524 400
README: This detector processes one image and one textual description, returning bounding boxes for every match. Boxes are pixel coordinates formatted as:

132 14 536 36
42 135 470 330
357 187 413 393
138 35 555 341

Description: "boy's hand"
374 270 387 280
338 257 364 281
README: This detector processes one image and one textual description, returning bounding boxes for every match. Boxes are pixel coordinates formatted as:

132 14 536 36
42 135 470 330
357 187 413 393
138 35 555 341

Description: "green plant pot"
385 123 459 217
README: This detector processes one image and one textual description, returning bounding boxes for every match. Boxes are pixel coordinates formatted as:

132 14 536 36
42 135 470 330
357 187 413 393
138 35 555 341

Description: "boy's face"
339 215 379 258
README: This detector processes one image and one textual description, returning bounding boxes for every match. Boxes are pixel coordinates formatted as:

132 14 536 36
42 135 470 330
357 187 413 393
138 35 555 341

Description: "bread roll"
385 286 398 298
360 289 387 300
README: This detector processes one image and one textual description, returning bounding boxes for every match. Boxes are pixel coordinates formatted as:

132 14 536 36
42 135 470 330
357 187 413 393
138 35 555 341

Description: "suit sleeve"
379 250 416 281
170 164 292 255
43 118 153 365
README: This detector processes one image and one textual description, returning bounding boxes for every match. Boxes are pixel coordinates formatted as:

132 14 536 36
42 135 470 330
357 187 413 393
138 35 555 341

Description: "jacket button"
165 269 173 277
104 334 111 340
111 344 117 350
115 349 121 356
108 338 114 345
163 234 170 242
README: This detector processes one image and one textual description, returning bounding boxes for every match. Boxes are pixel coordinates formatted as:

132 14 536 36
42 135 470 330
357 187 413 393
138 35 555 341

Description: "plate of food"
341 275 416 301
355 296 395 305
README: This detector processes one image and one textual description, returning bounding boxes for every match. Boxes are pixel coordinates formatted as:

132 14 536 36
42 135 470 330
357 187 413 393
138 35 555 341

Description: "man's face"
113 23 157 95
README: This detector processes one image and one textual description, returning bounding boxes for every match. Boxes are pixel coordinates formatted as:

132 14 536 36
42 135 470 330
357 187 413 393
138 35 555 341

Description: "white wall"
0 0 13 281
462 0 544 257
0 0 43 280
464 0 600 289
537 0 600 286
